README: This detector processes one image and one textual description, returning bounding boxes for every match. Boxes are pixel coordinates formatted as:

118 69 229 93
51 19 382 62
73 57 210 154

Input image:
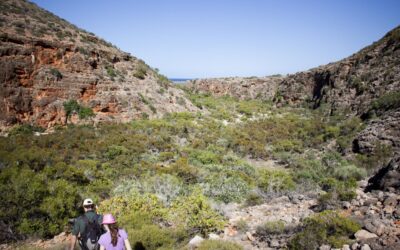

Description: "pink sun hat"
102 213 116 224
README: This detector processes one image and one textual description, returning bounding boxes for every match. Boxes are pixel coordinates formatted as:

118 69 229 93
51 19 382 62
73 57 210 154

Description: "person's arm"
70 217 80 250
69 235 77 250
99 246 105 250
124 239 133 250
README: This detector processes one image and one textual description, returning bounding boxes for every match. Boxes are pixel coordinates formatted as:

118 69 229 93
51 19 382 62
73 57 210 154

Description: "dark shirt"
72 211 103 236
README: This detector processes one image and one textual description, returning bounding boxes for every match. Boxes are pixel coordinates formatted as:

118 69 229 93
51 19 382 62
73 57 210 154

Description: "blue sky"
31 0 400 78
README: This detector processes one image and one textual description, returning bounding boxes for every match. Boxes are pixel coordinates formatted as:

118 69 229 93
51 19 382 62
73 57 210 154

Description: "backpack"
80 214 102 250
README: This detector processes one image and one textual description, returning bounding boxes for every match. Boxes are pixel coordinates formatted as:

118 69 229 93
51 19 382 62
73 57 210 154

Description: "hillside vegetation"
1 90 385 249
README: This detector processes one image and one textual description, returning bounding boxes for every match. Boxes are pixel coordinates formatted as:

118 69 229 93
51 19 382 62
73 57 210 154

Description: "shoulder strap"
82 213 98 224
81 214 89 225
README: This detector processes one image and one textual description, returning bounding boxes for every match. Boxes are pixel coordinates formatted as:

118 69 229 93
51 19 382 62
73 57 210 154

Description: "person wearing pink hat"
98 214 132 250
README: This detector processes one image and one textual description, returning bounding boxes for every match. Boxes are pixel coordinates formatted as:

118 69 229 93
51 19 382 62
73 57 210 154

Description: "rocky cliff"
0 0 198 132
189 27 399 115
186 76 284 100
188 26 400 162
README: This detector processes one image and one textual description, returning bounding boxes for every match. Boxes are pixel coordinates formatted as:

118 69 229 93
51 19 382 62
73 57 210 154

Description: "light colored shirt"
98 229 128 250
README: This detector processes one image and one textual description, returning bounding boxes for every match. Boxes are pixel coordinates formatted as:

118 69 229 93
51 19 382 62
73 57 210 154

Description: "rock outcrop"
0 0 198 132
188 26 400 115
186 76 284 100
366 156 400 192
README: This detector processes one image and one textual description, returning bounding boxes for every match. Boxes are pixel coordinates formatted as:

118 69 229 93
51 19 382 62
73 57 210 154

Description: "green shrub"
170 189 225 236
50 68 62 80
78 106 95 119
168 157 198 184
0 166 81 238
348 76 366 94
105 145 128 160
235 219 249 233
256 220 286 235
332 164 366 181
63 100 94 122
371 91 400 112
245 192 264 206
273 139 304 153
354 142 393 172
129 225 176 250
63 100 80 118
323 126 340 141
106 66 117 78
318 178 357 206
99 193 167 221
288 210 360 250
201 173 250 203
257 169 295 194
364 91 400 118
197 240 243 250
133 63 147 79
189 149 221 165
9 124 45 136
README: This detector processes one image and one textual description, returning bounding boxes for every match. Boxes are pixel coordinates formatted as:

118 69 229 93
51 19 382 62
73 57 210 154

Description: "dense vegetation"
0 90 390 249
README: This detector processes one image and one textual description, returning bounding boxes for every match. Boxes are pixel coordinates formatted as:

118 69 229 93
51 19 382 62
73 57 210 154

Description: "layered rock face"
0 0 198 132
278 27 400 115
186 76 284 100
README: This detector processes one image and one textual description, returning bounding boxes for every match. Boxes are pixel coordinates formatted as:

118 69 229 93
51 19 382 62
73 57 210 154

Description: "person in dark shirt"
70 198 103 250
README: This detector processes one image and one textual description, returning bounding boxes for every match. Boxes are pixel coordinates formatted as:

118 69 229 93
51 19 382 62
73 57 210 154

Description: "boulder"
246 231 255 241
342 244 350 250
354 230 378 241
360 244 371 250
319 245 331 250
208 233 220 240
188 235 204 248
366 156 400 192
351 242 359 250
269 239 280 248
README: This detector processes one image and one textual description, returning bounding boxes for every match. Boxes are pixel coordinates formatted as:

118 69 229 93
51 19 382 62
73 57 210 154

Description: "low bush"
105 145 128 160
167 157 199 184
319 178 357 204
189 149 222 165
332 164 367 181
106 66 117 78
50 68 62 80
288 210 360 250
197 240 243 250
133 62 147 79
235 219 249 233
170 189 225 236
244 192 264 206
257 169 295 195
128 225 177 250
256 220 292 236
370 91 400 112
201 173 250 203
9 124 45 136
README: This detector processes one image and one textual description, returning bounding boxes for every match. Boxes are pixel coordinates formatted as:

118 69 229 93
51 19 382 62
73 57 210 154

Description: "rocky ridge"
0 0 198 132
186 76 284 101
188 26 400 164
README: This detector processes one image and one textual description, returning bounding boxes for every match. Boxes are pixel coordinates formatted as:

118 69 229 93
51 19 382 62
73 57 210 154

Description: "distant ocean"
169 78 192 84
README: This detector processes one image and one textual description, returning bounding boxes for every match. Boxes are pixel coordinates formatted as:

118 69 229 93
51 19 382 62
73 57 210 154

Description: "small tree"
63 100 94 124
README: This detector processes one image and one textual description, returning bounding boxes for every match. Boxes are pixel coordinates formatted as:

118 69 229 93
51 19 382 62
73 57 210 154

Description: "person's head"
102 213 119 246
83 198 95 212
